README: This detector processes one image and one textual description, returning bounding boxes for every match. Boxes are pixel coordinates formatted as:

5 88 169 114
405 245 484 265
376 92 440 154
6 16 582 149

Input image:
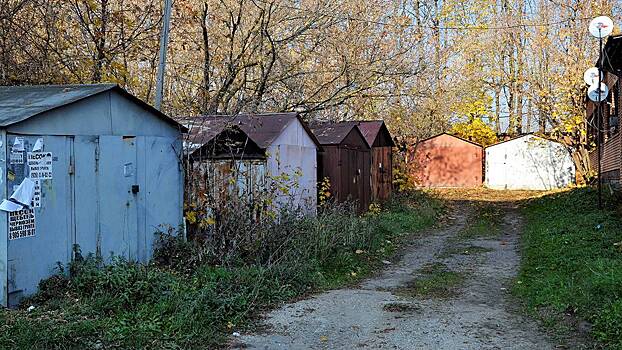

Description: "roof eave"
418 132 483 148
295 114 324 152
0 84 188 133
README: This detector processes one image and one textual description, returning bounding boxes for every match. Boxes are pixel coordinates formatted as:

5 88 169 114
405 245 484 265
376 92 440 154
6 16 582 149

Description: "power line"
271 2 592 31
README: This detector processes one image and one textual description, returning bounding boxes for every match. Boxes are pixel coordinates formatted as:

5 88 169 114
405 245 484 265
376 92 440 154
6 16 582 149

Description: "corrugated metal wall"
370 147 392 201
485 135 575 190
590 128 622 185
411 134 483 188
3 91 184 306
317 129 371 212
6 134 183 304
267 119 317 214
601 133 621 173
587 74 622 186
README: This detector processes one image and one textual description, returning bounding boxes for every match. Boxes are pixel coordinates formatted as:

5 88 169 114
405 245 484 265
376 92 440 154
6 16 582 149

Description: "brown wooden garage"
411 133 483 188
311 123 371 211
352 121 394 202
342 120 395 202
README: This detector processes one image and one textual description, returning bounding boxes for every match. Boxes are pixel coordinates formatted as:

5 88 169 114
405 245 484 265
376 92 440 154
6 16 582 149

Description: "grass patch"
395 262 466 299
0 190 442 349
456 203 504 241
377 191 446 235
515 188 622 349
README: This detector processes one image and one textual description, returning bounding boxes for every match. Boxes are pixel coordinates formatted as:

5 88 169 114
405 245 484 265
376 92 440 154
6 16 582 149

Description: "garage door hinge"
69 156 75 175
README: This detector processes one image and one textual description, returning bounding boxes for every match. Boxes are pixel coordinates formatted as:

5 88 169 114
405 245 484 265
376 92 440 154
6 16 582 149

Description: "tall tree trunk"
494 87 501 134
201 2 211 113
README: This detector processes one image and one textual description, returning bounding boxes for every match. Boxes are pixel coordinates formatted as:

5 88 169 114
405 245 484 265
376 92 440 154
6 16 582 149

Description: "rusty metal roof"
353 121 384 145
189 125 265 160
0 84 186 131
309 122 361 145
185 112 321 149
310 120 395 147
343 120 395 147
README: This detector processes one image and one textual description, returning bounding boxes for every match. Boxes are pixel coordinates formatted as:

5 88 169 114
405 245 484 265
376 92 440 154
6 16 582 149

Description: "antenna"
589 16 614 38
584 67 603 86
588 83 609 102
588 15 614 209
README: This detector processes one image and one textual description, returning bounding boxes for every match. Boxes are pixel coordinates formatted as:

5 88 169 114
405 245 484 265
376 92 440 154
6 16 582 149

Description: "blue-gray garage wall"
0 90 183 306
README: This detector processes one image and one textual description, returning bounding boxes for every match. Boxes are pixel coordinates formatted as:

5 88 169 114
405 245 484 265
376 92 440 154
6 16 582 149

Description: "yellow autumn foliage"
450 117 498 147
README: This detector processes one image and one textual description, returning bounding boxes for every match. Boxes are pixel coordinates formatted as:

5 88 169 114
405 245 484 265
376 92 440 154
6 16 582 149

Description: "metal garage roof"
187 113 321 149
341 121 395 147
0 84 186 131
309 122 369 147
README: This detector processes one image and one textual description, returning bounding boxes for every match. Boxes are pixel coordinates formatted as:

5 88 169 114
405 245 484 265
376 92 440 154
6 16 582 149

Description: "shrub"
0 190 442 349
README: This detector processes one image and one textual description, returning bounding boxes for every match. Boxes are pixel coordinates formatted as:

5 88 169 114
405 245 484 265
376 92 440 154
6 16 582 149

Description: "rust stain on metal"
411 133 483 188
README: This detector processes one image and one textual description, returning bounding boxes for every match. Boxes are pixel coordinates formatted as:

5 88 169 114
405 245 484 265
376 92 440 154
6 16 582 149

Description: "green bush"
516 188 622 348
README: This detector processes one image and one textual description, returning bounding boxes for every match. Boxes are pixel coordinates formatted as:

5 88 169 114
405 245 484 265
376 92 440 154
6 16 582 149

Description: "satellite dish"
584 67 603 85
589 16 614 38
588 83 609 102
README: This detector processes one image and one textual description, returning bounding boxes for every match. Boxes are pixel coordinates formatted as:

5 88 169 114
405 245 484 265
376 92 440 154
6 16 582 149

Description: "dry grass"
425 187 565 203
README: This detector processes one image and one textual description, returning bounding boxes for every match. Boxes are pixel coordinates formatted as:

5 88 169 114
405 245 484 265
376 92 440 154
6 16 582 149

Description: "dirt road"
230 201 564 349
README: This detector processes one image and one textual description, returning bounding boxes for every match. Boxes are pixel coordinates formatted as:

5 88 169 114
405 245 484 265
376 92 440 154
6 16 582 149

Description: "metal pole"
155 0 173 110
597 31 603 209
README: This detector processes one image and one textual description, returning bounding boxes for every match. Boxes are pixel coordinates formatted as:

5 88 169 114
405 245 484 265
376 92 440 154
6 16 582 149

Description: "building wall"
601 133 621 176
3 93 184 306
267 119 318 214
317 145 341 200
485 135 575 190
587 71 622 187
370 146 392 201
317 129 371 212
589 132 622 185
411 134 483 188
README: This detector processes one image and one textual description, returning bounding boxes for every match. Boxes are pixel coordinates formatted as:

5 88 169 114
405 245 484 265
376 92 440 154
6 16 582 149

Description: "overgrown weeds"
0 191 442 349
515 188 622 349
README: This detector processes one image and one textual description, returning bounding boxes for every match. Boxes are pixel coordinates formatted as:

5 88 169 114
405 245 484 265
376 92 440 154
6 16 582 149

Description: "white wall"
267 119 318 214
485 135 575 190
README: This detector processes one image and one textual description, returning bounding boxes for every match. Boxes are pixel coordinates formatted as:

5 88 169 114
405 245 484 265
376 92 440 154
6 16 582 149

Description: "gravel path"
230 202 561 349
